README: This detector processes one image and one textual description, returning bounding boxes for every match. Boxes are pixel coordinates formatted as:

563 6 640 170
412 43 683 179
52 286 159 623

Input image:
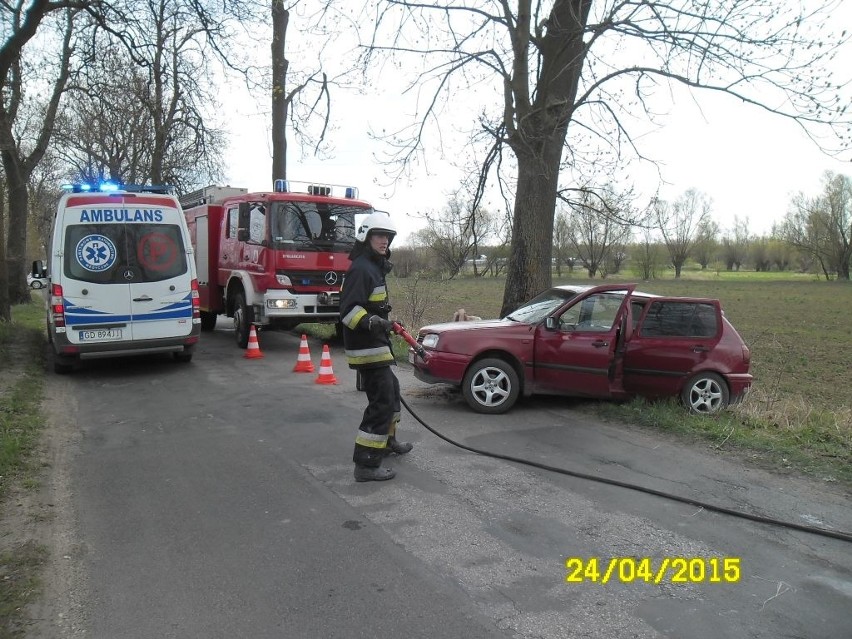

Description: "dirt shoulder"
0 375 87 638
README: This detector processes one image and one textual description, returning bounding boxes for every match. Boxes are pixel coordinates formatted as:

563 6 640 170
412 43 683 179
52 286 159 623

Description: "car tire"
233 292 254 349
53 357 74 374
681 372 729 415
462 358 520 414
174 351 193 363
200 311 217 331
30 280 44 290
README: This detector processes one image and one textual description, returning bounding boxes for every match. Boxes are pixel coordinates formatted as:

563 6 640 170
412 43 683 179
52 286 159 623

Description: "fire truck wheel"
233 292 254 348
200 311 217 331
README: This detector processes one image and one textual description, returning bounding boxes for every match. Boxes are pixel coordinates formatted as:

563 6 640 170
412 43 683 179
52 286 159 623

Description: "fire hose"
388 322 852 544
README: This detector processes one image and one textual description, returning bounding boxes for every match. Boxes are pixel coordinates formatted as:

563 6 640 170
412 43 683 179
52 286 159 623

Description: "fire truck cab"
181 180 376 347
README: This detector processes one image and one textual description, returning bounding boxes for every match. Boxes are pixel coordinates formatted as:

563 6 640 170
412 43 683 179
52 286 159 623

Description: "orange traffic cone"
244 325 264 359
314 344 338 385
293 334 314 373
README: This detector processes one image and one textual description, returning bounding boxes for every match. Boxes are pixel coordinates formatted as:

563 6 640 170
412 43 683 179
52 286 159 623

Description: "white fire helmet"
356 212 397 243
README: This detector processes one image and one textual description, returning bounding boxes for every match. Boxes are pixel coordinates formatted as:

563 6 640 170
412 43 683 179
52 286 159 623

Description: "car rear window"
639 301 718 338
64 223 188 284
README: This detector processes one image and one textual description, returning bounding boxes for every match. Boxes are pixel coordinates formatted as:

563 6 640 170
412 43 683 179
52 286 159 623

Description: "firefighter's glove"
368 315 394 335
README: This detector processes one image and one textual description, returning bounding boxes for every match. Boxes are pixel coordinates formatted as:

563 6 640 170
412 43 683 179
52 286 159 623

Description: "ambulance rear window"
64 223 188 283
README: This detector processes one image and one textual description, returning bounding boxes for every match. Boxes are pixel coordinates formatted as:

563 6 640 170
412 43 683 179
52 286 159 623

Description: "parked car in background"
409 283 752 415
27 272 48 289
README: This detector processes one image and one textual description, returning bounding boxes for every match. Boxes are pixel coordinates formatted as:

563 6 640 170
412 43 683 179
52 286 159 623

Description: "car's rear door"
532 285 634 397
622 298 722 397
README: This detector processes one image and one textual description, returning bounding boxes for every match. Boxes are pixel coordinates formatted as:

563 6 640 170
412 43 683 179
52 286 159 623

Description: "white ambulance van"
41 183 201 373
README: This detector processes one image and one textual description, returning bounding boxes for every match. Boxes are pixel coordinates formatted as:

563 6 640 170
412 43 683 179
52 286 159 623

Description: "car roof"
552 284 658 299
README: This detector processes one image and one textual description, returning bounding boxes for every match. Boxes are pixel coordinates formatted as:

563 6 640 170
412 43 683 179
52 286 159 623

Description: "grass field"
385 270 852 484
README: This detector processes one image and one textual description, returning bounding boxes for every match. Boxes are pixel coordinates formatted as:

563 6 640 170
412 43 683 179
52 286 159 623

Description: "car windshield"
505 288 580 324
269 201 366 251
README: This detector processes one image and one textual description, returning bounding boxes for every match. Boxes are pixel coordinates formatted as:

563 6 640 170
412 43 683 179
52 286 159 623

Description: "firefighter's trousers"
353 366 400 467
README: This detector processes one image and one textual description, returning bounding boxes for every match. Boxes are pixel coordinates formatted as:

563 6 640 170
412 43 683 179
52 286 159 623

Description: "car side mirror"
545 317 557 330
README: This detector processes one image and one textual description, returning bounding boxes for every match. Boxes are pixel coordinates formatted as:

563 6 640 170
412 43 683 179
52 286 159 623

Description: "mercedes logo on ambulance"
324 271 338 285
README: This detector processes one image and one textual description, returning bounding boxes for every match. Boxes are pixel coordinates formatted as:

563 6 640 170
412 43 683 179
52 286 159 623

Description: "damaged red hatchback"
409 283 752 415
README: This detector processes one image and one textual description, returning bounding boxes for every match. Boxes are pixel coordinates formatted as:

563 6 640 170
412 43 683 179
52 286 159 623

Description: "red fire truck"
180 180 377 347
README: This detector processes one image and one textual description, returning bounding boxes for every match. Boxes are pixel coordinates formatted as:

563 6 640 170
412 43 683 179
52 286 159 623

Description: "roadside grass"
301 270 852 486
0 299 49 638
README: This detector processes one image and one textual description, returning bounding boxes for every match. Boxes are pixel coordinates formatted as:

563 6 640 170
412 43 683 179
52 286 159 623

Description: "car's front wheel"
30 280 43 289
462 358 520 414
681 372 729 414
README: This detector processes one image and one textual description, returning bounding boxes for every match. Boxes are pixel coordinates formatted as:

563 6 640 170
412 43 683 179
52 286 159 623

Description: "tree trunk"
2 152 31 305
271 1 289 181
500 144 561 316
0 180 9 322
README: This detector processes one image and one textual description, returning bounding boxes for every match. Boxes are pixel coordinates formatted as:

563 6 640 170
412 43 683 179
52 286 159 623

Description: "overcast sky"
219 7 851 246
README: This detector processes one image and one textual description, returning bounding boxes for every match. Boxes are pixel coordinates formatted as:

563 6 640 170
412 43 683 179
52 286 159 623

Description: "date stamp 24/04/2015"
564 557 741 585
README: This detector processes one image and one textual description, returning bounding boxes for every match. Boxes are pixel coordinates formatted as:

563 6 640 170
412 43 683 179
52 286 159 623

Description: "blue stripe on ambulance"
64 294 193 325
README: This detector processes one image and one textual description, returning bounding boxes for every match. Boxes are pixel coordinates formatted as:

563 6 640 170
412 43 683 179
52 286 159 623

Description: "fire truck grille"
287 271 346 288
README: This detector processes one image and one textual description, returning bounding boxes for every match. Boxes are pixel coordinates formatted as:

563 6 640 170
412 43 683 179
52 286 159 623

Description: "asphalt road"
37 321 852 638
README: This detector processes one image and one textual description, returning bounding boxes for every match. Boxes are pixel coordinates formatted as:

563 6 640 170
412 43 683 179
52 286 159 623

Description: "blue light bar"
345 187 358 199
274 179 289 193
60 182 175 194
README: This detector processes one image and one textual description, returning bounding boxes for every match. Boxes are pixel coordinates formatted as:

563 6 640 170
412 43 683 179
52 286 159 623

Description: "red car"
409 283 752 415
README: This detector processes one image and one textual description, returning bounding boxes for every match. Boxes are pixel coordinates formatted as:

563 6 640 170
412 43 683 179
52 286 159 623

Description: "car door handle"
133 295 153 302
592 340 609 348
692 345 710 353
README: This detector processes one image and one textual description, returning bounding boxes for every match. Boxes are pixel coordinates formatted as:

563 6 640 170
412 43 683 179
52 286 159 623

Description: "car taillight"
191 278 200 319
50 283 66 327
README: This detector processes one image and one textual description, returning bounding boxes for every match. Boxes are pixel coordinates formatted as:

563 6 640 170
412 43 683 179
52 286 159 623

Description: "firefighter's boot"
354 465 396 482
383 437 413 456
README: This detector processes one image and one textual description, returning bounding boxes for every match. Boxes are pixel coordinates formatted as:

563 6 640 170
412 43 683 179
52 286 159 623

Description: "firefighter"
339 211 413 482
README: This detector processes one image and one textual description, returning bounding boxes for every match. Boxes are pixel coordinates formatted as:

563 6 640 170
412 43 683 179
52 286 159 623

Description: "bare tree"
720 216 751 272
0 0 251 311
782 171 852 280
359 1 850 315
56 39 227 192
421 196 497 278
552 209 573 277
654 189 711 278
567 187 633 278
1 5 91 309
692 218 720 270
630 227 666 281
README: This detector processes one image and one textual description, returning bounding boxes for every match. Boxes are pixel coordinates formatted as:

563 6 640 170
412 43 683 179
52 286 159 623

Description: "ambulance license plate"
79 328 123 341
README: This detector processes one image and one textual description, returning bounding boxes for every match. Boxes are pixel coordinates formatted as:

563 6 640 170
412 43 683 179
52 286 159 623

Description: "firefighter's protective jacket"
340 244 395 369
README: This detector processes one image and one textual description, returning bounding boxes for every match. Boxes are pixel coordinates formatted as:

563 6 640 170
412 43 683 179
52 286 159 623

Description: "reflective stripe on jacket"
340 250 395 369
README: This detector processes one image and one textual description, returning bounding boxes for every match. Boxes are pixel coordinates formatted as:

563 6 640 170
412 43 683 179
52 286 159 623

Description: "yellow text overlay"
564 557 741 585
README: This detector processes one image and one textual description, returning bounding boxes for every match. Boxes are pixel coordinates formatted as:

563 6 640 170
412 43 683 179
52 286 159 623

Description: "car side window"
639 301 718 338
559 293 622 332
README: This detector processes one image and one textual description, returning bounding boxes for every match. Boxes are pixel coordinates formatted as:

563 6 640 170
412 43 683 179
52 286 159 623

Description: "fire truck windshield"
269 202 369 251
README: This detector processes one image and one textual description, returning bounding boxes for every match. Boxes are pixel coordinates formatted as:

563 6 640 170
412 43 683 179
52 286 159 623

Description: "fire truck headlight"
268 299 297 310
276 274 292 286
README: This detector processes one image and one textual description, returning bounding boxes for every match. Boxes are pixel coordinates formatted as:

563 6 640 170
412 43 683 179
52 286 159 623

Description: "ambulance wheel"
200 311 217 331
233 292 254 348
53 356 74 374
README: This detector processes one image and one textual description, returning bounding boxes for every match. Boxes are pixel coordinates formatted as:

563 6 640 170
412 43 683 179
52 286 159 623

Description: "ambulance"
39 182 201 373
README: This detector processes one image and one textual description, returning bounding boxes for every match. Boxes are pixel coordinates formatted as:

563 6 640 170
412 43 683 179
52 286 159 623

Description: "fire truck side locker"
184 204 226 329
